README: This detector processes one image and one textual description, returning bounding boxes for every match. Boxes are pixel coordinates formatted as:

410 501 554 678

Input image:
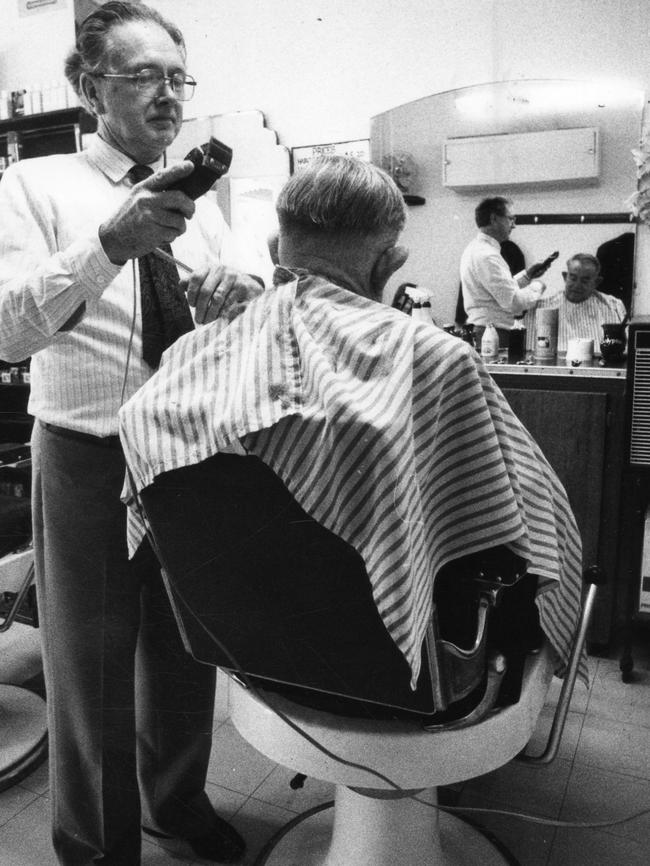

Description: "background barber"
460 195 551 348
0 2 257 863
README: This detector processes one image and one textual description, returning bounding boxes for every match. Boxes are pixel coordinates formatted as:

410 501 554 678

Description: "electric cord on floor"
135 543 650 833
115 268 650 834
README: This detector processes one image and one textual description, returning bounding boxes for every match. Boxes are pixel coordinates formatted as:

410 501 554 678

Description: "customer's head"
276 156 409 300
66 1 190 165
563 253 602 304
475 196 516 242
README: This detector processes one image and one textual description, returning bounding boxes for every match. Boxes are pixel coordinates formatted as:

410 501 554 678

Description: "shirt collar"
272 265 309 286
478 231 500 249
85 133 165 184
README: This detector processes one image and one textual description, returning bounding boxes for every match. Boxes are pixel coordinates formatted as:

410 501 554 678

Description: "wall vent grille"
630 347 650 467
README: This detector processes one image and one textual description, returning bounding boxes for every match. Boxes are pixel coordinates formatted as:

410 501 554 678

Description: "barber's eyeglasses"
94 68 197 101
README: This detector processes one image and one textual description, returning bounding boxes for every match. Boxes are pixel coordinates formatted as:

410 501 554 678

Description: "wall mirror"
371 79 645 323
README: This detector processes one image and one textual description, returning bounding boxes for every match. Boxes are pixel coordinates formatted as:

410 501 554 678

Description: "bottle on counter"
508 318 527 362
480 322 499 362
408 287 436 325
534 307 558 362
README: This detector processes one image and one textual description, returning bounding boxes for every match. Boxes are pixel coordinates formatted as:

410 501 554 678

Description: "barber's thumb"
144 160 194 191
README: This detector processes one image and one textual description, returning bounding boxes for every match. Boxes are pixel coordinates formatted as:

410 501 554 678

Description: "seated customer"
118 156 585 697
524 253 627 355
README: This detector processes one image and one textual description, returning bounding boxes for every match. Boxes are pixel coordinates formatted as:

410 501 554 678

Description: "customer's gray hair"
277 156 407 237
566 252 601 274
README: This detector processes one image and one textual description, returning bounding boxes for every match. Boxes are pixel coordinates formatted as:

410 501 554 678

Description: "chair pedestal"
256 785 514 866
231 647 554 866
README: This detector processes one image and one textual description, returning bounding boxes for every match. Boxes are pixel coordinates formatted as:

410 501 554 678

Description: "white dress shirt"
460 232 544 329
0 134 238 436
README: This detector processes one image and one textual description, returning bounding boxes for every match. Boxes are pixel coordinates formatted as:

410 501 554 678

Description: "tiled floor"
1 631 649 866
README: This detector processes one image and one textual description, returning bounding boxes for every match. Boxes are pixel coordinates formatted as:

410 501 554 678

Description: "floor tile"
548 826 649 866
229 796 300 866
560 763 650 847
450 794 556 866
574 714 650 780
13 759 49 796
461 756 572 819
0 794 57 866
141 835 195 865
207 720 276 796
585 657 650 727
251 764 334 814
0 783 40 828
205 780 249 819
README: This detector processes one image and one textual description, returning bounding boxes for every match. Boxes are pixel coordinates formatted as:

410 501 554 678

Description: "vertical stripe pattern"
119 268 585 688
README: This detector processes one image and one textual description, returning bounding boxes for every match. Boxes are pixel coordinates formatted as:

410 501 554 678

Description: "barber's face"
563 261 600 303
87 21 184 165
490 205 516 243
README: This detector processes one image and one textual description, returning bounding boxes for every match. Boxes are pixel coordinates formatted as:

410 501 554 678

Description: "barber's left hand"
183 265 264 324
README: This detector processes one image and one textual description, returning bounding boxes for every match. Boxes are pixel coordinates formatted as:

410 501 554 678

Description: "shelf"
0 108 95 137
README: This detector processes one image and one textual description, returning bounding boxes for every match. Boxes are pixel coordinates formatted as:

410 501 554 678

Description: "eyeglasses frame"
92 68 197 101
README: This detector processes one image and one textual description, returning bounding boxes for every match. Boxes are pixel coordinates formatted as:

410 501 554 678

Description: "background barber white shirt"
460 232 544 329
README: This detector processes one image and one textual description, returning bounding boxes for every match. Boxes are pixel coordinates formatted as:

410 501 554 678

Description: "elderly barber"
460 196 552 348
524 252 627 354
119 156 584 727
0 1 259 863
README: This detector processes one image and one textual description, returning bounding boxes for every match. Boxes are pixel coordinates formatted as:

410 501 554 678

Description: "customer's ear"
372 244 409 292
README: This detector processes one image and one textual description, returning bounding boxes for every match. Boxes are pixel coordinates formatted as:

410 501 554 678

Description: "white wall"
2 0 648 151
0 1 74 96
2 0 649 150
2 0 650 305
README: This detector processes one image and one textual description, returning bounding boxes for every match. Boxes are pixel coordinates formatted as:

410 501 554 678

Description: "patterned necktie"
128 164 195 368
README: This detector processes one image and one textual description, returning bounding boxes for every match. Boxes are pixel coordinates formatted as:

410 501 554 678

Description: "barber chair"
139 453 602 865
0 455 47 792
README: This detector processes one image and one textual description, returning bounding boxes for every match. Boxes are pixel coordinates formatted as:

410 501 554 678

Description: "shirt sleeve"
475 249 542 315
0 163 121 362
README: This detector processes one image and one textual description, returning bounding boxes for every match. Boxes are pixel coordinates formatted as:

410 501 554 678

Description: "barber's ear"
372 244 410 291
79 72 104 115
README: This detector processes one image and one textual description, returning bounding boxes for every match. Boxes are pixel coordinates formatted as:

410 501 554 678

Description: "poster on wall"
291 139 370 173
19 0 67 15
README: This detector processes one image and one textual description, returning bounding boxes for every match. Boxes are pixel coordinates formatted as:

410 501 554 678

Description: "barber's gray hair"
65 0 185 95
566 252 601 274
276 156 407 236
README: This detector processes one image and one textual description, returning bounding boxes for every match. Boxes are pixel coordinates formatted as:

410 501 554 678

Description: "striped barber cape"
119 266 584 688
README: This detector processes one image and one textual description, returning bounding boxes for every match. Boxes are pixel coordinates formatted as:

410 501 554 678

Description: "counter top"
486 354 627 380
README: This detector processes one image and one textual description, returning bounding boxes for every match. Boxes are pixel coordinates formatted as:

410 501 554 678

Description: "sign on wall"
291 139 370 173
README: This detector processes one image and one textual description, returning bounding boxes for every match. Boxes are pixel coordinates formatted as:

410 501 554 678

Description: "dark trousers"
31 423 216 866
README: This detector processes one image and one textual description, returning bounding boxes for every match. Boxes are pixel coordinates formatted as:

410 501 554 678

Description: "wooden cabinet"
493 370 626 648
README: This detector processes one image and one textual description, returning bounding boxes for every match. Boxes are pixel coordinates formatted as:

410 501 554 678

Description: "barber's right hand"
99 161 196 265
526 260 551 280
